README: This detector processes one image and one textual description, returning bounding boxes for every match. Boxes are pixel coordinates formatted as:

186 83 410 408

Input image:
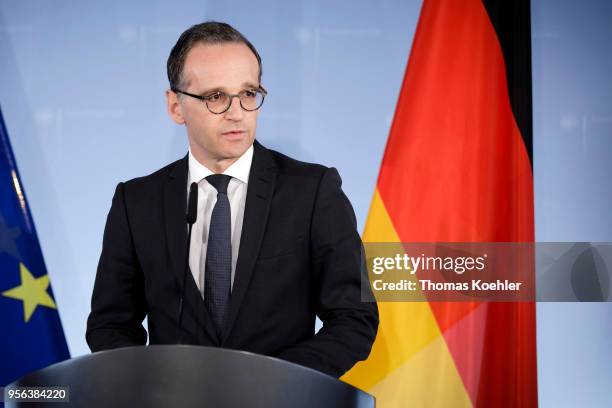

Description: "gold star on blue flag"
3 263 58 322
0 106 70 386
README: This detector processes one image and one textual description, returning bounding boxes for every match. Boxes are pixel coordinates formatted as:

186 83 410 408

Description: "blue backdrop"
0 1 610 406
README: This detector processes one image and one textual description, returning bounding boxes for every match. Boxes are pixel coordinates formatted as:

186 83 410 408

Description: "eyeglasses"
173 86 267 114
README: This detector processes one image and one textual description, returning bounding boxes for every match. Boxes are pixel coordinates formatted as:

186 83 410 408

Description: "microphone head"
186 182 198 224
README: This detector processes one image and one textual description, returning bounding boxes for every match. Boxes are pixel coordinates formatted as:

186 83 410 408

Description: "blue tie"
204 174 232 337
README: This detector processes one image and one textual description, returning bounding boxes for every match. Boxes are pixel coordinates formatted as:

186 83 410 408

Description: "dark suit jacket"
86 140 378 378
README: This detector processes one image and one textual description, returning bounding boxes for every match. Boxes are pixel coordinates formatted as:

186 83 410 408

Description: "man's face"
167 42 260 168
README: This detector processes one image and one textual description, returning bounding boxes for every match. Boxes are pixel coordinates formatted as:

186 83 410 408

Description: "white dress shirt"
187 145 253 298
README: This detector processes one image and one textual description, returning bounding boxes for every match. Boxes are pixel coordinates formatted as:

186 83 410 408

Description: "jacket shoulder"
112 156 186 209
265 147 329 180
121 156 185 190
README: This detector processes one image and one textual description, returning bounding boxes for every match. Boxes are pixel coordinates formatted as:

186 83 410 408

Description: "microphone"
186 182 198 225
177 182 199 344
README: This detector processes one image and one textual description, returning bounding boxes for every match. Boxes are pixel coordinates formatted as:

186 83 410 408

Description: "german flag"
342 0 537 406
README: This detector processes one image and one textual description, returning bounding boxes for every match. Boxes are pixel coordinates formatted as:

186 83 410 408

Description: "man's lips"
221 130 246 140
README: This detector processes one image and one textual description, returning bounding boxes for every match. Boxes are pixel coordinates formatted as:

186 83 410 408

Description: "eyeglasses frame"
172 86 268 114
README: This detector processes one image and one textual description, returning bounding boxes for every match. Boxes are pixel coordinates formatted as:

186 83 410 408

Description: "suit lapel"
223 141 277 342
163 155 218 343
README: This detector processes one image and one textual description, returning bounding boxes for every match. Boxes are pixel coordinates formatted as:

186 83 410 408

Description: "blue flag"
0 107 70 386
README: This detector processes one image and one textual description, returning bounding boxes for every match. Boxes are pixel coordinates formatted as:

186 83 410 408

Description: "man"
86 21 378 378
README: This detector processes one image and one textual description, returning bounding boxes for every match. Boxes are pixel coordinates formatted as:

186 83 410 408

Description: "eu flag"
0 106 70 386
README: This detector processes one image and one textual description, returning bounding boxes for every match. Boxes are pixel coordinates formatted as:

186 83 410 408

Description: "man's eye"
243 90 257 98
207 92 222 101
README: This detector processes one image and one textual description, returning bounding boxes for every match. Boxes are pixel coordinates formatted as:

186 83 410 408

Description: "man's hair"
167 21 262 91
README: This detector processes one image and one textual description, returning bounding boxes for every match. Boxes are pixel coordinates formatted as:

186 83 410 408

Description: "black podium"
7 345 374 407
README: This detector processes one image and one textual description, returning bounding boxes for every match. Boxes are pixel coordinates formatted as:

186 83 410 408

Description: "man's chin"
219 139 252 159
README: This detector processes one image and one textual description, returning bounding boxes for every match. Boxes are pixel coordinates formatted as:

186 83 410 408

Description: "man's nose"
223 95 244 120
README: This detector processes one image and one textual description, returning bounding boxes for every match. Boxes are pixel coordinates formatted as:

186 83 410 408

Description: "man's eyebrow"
242 82 260 89
196 83 260 95
197 86 224 95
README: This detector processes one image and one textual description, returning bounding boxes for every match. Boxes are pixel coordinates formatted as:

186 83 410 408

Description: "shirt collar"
188 144 253 185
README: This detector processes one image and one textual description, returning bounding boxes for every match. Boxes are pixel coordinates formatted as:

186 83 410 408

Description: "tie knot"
206 174 231 194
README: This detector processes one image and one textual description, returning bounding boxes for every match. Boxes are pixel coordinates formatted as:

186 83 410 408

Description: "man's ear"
166 89 185 124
